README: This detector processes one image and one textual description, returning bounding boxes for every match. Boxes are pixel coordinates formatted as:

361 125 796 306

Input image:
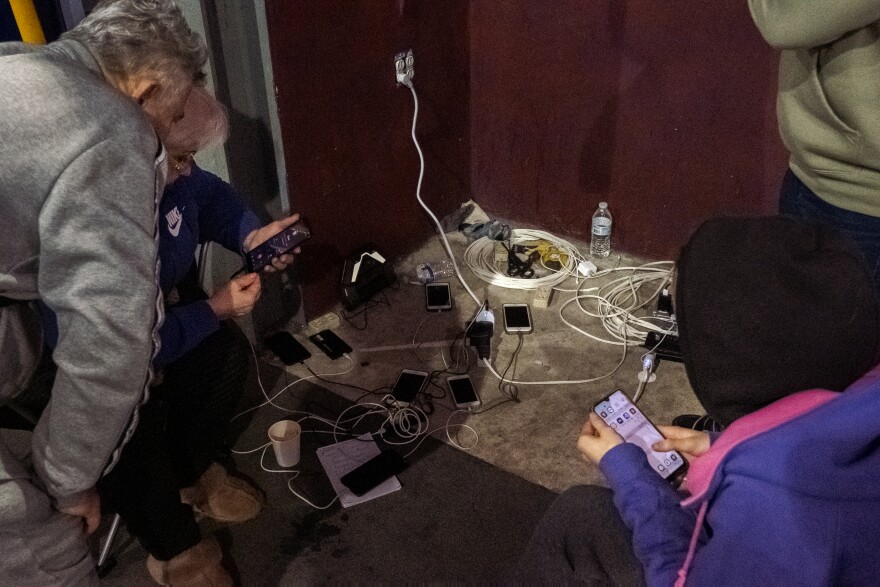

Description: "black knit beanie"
675 216 879 427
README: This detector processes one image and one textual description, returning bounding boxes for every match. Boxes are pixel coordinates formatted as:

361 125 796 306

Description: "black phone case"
264 332 311 365
340 449 409 496
309 329 352 360
246 220 311 272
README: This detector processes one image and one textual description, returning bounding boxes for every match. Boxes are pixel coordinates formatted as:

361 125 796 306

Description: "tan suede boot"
180 463 264 523
146 536 232 586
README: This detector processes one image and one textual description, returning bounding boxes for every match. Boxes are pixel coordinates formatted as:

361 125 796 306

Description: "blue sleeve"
153 300 220 368
191 167 262 253
600 443 697 586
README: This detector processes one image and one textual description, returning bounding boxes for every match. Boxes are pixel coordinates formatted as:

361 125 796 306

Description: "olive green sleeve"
748 0 880 48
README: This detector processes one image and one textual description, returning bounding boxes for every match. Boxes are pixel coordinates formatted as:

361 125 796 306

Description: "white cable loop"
463 229 587 290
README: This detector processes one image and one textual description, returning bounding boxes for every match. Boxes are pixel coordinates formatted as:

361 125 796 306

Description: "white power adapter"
577 260 598 277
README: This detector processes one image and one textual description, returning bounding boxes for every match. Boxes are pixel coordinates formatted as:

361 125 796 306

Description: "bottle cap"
599 202 608 209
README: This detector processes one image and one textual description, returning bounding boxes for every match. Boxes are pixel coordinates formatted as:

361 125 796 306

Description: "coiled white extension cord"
463 229 588 290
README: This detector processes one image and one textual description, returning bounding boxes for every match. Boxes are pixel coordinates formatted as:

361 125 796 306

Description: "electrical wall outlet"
305 312 340 335
394 49 414 86
532 285 554 309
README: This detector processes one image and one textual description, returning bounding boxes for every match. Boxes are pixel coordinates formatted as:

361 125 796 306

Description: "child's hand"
653 426 711 461
577 412 624 465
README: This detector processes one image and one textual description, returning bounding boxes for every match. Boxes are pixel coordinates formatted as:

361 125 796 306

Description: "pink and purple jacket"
600 363 880 586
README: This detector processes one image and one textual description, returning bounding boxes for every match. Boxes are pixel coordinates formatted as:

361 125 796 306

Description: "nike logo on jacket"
165 206 184 237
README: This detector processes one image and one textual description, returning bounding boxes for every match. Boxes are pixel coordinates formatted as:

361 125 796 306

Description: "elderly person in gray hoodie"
0 1 207 584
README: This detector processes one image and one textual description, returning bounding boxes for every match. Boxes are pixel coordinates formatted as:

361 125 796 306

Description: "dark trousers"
779 168 880 292
514 485 644 586
97 322 249 561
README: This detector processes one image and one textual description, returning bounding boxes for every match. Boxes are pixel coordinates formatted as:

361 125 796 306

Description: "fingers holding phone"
577 412 624 465
653 426 710 461
243 214 311 273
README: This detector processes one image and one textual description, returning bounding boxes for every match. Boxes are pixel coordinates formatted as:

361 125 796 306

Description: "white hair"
62 0 206 92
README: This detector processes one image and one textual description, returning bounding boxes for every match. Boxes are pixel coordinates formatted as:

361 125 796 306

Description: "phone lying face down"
593 389 687 482
340 449 409 496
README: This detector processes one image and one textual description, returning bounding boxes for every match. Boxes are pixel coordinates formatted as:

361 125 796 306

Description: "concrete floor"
1 214 709 583
271 222 704 493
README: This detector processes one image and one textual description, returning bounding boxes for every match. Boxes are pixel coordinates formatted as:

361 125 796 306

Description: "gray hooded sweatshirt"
0 39 164 508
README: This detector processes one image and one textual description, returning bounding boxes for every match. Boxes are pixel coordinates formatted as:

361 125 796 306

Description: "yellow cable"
10 0 46 44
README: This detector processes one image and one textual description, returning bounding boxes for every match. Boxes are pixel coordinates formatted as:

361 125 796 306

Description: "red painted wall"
266 1 788 317
470 1 788 258
265 0 470 318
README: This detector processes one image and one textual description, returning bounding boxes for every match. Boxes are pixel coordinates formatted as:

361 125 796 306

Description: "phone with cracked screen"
390 369 429 407
245 219 311 273
592 389 687 482
447 374 481 410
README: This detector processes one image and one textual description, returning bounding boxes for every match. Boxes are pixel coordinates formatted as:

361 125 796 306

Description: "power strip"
306 312 340 335
532 285 553 308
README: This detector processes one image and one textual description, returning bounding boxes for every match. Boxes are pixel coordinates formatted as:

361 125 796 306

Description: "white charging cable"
403 82 481 311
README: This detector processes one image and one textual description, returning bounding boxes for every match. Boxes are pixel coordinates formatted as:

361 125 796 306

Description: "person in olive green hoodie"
749 1 880 290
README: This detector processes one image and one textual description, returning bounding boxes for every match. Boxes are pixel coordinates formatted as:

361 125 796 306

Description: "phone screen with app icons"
593 390 685 481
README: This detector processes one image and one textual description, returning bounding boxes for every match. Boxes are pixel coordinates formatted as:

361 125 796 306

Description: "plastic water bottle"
415 259 455 283
590 202 612 259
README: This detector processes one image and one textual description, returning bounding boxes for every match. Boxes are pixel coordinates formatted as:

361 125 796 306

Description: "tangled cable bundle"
463 229 586 290
561 262 676 346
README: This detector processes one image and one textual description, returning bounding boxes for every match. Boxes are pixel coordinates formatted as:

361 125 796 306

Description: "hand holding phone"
577 412 625 465
244 215 310 273
591 390 687 482
652 426 710 460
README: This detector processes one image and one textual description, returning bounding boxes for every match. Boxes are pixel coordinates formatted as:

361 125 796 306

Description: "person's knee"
556 484 612 509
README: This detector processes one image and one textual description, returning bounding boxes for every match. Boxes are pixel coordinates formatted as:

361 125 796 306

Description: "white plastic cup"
268 420 301 467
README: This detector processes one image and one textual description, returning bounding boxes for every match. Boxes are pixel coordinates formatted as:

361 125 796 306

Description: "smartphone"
245 218 311 273
390 369 429 407
340 449 409 496
264 331 311 365
503 303 533 334
425 282 452 311
447 374 481 409
593 390 687 482
309 329 352 360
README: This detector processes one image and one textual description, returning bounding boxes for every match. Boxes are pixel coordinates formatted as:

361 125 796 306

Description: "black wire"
305 363 381 396
497 334 523 403
340 290 394 331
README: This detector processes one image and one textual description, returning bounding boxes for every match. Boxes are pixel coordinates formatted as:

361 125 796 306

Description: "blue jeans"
779 168 880 291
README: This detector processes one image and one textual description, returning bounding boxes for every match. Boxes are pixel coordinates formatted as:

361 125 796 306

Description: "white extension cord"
463 229 588 290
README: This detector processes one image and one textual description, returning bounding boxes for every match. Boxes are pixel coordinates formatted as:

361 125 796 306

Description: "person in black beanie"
516 216 880 585
675 215 880 428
